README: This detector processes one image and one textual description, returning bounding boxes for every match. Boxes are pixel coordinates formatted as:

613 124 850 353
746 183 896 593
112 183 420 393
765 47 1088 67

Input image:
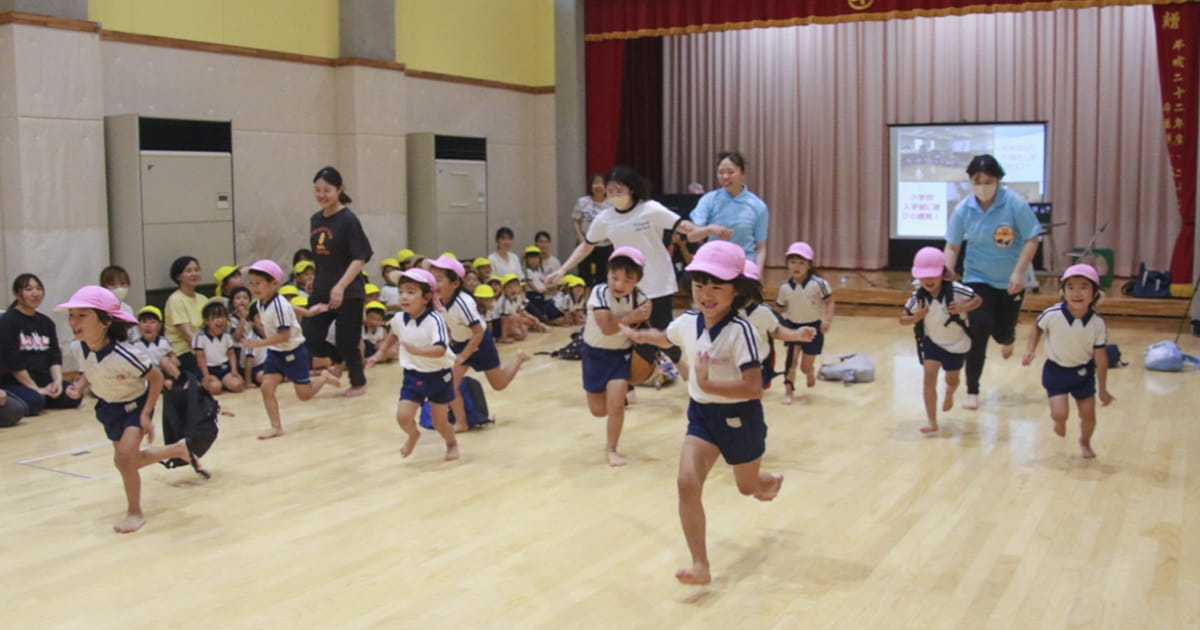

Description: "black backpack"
159 373 221 471
912 283 969 363
419 376 493 429
538 331 584 360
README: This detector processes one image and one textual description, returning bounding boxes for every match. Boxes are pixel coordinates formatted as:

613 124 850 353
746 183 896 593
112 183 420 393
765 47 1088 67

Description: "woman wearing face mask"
943 154 1043 410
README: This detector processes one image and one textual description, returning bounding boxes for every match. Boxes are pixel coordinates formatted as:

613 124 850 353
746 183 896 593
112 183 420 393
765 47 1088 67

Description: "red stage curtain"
584 0 1193 40
585 39 626 176
616 37 663 194
1155 3 1198 284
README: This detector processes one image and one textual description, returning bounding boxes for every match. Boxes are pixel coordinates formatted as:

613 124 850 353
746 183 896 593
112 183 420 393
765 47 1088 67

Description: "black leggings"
302 298 366 388
965 283 1025 394
578 245 612 287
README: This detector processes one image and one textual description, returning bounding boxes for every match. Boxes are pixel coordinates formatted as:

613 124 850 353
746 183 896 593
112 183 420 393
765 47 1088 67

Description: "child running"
741 261 817 388
426 255 529 434
775 241 834 404
621 241 782 584
899 247 982 434
59 286 205 533
1022 263 1114 458
371 268 461 461
242 259 340 439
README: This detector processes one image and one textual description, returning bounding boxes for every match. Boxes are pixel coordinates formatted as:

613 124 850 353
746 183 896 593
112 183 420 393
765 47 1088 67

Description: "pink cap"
686 240 746 281
1061 263 1100 286
786 241 814 261
248 259 284 282
429 255 465 279
609 246 646 267
743 260 761 282
911 247 946 279
400 268 442 309
56 286 137 323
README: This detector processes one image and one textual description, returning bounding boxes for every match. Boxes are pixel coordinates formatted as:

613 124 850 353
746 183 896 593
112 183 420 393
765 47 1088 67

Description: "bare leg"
295 369 340 402
1048 394 1070 438
111 426 188 533
258 374 285 439
482 351 530 391
731 457 784 501
783 346 797 405
921 360 941 434
396 400 422 457
676 435 720 585
428 402 460 461
801 353 817 388
1076 396 1097 458
943 369 960 412
222 373 245 393
449 366 470 433
605 379 628 466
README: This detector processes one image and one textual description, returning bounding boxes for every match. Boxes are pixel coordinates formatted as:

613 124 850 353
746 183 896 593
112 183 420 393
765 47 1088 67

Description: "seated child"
522 246 565 324
379 258 401 312
474 285 501 340
132 305 181 390
213 265 243 302
473 257 493 282
192 300 245 395
554 275 589 327
292 260 315 297
362 301 395 364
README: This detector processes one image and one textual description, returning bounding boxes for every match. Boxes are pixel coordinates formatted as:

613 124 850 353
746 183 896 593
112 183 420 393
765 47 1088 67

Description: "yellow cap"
560 274 580 285
364 283 380 295
293 260 315 275
396 248 415 263
213 265 241 295
473 285 496 299
473 257 492 268
440 251 457 260
289 296 308 308
523 246 542 255
380 257 399 269
137 305 163 320
500 273 522 286
365 300 387 313
567 276 587 288
278 285 300 297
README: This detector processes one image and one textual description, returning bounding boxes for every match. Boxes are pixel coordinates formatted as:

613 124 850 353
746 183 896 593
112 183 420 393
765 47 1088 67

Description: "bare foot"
1053 419 1066 437
515 350 530 365
606 449 627 467
400 431 420 458
626 390 638 406
782 383 794 406
942 387 956 412
920 422 939 434
1080 439 1096 459
444 441 461 462
1001 344 1014 359
322 369 342 388
806 373 816 388
453 420 470 434
340 386 366 398
755 473 784 501
258 428 284 440
675 563 712 585
113 512 145 534
962 394 979 410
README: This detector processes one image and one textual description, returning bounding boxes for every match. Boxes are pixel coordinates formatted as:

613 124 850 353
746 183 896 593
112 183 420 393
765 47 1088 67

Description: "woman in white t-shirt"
572 173 614 286
487 227 524 278
549 166 726 334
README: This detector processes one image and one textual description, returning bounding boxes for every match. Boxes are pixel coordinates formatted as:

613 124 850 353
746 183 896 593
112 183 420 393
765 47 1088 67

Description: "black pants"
578 244 612 286
965 283 1024 395
303 298 366 388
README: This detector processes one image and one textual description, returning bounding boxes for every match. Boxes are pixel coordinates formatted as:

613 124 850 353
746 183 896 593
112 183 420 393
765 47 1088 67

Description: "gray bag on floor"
818 354 876 384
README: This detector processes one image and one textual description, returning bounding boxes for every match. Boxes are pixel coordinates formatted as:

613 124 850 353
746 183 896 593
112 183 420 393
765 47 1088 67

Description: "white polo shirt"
389 309 456 372
583 282 648 350
443 289 483 343
1036 304 1107 367
904 281 977 354
775 274 833 324
497 294 524 317
379 285 400 308
363 324 387 346
585 199 682 299
192 330 235 367
554 291 586 313
131 335 173 366
523 266 548 293
742 304 784 351
256 294 305 352
666 310 761 404
73 341 152 403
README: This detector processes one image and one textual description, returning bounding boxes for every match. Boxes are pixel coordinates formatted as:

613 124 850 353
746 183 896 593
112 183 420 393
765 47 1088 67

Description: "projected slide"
889 123 1046 239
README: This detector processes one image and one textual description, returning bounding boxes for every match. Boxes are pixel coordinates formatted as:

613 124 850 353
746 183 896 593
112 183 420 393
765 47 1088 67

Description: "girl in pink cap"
370 269 462 461
1022 264 1114 458
621 240 783 586
59 286 205 533
774 241 835 405
900 247 982 435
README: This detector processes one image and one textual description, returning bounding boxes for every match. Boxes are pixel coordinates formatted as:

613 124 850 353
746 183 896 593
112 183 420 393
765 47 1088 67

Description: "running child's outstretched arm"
1021 325 1043 366
594 300 651 336
821 297 836 333
619 324 672 348
1094 345 1114 406
775 326 817 343
694 351 763 400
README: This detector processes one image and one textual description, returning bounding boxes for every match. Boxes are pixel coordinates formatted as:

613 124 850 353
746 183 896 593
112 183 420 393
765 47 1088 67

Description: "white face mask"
973 183 998 203
110 286 129 301
608 194 632 211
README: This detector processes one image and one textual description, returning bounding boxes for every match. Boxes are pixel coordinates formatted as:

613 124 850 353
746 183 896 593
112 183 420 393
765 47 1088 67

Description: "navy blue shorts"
363 340 377 359
1042 360 1096 400
490 319 502 338
686 399 767 466
401 368 454 404
95 392 151 441
921 337 966 372
265 346 312 384
207 362 231 380
581 344 631 394
249 364 265 383
782 319 824 355
450 330 502 372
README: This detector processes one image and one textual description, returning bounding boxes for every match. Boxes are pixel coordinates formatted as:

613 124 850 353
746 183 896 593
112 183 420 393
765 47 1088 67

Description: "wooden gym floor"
2 312 1198 628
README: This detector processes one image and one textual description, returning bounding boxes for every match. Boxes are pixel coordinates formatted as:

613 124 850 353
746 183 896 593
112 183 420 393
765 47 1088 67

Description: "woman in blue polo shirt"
687 151 769 266
943 154 1042 410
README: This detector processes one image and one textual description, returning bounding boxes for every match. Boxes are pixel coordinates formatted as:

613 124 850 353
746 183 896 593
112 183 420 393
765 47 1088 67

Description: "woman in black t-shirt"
303 166 373 395
0 273 81 414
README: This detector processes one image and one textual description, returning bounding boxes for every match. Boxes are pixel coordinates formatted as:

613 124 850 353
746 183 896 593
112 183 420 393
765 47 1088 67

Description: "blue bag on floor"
419 376 492 429
1144 341 1200 372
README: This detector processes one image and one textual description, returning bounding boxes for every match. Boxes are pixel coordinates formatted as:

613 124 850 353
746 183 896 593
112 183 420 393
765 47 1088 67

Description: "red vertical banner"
585 40 627 177
1155 3 1199 286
